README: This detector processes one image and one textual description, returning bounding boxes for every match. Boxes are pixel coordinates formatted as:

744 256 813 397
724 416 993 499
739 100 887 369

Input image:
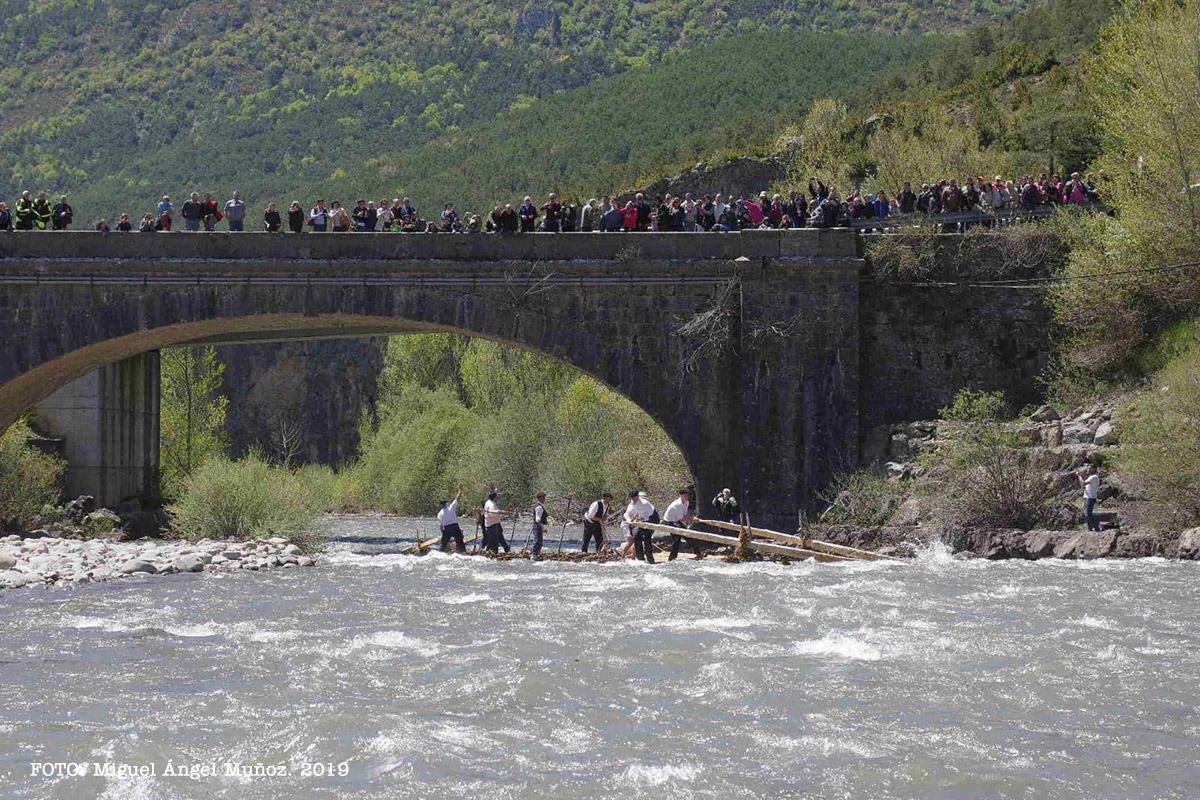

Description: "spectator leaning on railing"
2 171 1106 236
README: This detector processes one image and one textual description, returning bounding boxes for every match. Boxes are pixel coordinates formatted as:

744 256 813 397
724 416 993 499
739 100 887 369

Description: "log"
696 518 900 561
632 521 853 563
408 530 482 554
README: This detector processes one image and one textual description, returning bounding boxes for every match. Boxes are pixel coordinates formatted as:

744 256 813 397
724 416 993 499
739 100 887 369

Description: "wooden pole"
695 518 900 561
556 495 574 553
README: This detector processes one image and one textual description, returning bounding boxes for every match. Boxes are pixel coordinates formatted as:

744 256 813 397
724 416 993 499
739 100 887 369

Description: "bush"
866 228 941 282
818 471 908 526
918 389 1055 529
168 454 325 550
0 419 65 530
293 463 336 513
1113 341 1200 527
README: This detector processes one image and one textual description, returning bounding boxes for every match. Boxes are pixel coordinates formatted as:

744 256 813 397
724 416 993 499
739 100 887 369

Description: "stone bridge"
0 230 1050 529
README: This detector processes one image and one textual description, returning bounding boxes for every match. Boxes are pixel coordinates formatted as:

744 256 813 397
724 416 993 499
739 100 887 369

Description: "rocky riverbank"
0 535 316 591
831 395 1200 561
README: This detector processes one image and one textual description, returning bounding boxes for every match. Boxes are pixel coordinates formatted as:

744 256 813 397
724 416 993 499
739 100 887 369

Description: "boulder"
282 544 302 557
118 559 157 575
1178 528 1200 560
0 553 16 570
1039 423 1063 448
1111 531 1172 559
84 509 122 530
63 495 97 519
1023 530 1057 559
120 511 162 538
0 570 34 588
221 550 244 560
210 555 229 565
298 556 316 567
889 434 912 462
1093 421 1119 446
1063 425 1095 445
1030 404 1061 423
175 554 208 573
1054 531 1116 560
267 537 289 546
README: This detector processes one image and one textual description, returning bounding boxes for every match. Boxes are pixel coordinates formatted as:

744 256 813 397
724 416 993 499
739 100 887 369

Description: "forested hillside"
0 0 1028 220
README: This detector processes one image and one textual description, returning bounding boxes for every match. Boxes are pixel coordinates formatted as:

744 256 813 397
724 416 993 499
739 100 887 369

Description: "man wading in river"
483 490 512 554
665 488 702 561
624 491 658 563
582 493 612 553
437 486 466 553
529 493 549 556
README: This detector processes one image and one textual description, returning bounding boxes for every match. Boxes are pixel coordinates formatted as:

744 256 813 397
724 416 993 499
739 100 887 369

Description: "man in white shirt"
436 485 465 552
582 492 613 553
663 488 702 561
1079 465 1101 532
483 490 512 553
623 490 658 563
529 493 549 556
713 193 729 223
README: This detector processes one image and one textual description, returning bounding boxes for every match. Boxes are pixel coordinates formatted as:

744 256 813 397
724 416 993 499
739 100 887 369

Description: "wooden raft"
632 521 854 563
694 518 901 562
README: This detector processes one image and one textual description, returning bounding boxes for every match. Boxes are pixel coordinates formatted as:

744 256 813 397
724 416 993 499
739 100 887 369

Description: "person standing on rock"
712 488 738 523
437 486 466 553
665 488 702 561
582 492 612 553
483 490 512 554
1079 465 1101 532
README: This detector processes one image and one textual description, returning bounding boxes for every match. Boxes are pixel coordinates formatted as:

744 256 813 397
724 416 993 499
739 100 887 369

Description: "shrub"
168 454 325 550
818 470 908 526
331 465 371 513
958 223 1069 281
1113 341 1200 527
0 419 65 530
918 389 1055 529
293 463 337 513
865 228 940 282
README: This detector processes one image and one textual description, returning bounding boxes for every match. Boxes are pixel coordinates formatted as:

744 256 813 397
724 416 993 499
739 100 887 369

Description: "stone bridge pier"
0 229 1050 527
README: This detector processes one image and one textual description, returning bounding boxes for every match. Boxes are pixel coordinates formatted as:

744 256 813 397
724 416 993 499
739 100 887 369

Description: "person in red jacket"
619 200 639 231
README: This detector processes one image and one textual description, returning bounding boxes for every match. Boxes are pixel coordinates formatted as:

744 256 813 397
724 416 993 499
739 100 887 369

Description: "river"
2 515 1198 799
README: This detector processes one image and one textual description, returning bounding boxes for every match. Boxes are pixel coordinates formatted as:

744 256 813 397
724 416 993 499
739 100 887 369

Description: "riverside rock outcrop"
838 395 1195 560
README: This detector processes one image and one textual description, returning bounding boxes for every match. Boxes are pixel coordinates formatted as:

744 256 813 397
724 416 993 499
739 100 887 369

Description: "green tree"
1113 338 1200 527
0 418 65 529
160 346 229 498
1051 0 1200 375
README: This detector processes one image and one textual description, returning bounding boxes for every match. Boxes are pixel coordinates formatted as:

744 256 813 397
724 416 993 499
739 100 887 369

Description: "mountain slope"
0 0 1028 219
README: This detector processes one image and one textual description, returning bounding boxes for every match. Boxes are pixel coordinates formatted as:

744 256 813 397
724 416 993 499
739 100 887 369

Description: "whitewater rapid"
2 517 1198 799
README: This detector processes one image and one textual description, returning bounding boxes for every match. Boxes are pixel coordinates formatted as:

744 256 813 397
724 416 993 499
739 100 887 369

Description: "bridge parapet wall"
0 228 858 265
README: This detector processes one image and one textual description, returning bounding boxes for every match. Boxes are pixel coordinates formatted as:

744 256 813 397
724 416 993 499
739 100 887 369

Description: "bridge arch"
0 230 877 528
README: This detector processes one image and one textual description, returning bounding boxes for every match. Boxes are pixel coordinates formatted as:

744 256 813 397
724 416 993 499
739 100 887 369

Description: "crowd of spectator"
0 172 1103 235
